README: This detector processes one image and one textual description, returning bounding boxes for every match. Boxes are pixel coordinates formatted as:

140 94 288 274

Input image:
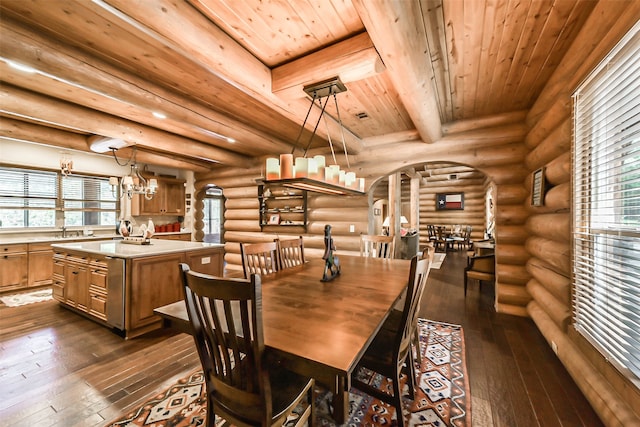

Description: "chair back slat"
276 236 305 269
360 234 395 259
240 241 279 278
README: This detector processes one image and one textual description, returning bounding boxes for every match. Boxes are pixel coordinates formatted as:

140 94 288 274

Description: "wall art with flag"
436 192 464 210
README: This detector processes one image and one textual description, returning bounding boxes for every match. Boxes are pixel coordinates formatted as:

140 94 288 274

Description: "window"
62 174 118 227
572 21 640 383
0 166 118 229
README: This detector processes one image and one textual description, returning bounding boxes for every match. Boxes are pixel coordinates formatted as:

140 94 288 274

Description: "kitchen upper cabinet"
132 177 185 216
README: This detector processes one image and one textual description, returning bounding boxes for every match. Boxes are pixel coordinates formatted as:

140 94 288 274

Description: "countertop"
0 231 190 245
51 239 224 259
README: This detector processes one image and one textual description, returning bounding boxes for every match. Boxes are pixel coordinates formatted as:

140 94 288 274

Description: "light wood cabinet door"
132 177 185 215
66 262 89 311
184 250 223 276
128 253 185 331
163 180 185 214
0 251 28 291
28 249 54 287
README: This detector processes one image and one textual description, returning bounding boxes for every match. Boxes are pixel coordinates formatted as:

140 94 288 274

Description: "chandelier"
108 148 158 200
263 77 365 196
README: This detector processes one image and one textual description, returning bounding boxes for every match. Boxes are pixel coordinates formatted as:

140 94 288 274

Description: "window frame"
572 21 640 385
0 165 119 230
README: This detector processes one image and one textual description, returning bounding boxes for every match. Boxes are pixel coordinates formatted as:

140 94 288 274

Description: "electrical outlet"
349 224 355 233
551 341 558 354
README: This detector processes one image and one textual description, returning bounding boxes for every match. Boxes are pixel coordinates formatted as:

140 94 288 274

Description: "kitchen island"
51 239 224 338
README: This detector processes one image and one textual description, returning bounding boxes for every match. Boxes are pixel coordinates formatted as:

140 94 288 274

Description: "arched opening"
202 186 224 243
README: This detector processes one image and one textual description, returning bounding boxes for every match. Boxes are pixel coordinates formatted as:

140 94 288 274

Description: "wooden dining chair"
386 244 434 366
434 226 454 252
276 236 305 269
240 241 279 278
360 234 395 259
179 264 314 427
464 253 496 296
352 255 430 427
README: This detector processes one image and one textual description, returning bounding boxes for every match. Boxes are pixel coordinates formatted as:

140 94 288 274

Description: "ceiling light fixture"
108 147 157 200
263 77 365 196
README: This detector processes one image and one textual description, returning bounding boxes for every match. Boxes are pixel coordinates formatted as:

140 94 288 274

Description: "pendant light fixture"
263 77 365 196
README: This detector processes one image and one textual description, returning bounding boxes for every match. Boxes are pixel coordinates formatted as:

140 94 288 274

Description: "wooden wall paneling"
526 279 570 331
525 97 570 149
496 244 529 265
526 213 570 242
494 203 529 225
526 257 571 305
495 225 528 245
524 119 572 171
495 184 528 204
543 151 571 186
542 182 570 212
525 237 570 276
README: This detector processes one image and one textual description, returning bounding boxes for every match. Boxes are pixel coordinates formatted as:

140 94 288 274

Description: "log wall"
414 164 486 248
194 163 368 275
523 2 640 424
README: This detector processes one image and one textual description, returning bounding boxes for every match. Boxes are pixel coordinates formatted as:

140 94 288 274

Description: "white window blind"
0 167 57 228
0 166 118 229
573 21 640 383
62 174 118 227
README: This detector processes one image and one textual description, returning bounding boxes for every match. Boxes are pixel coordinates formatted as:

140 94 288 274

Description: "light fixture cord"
333 91 350 169
111 146 136 166
321 98 339 165
302 92 331 158
291 92 318 155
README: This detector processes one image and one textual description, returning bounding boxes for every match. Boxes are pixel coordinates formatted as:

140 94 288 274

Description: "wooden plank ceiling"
0 0 596 173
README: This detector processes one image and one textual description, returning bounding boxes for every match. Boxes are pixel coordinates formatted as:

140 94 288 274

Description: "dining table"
154 254 411 423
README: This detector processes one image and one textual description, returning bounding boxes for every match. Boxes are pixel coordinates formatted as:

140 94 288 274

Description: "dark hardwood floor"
0 250 603 426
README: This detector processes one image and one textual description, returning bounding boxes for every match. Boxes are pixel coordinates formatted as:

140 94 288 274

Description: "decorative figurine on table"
321 224 341 282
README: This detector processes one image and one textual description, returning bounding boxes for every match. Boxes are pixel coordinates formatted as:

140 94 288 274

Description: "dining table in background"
155 254 411 424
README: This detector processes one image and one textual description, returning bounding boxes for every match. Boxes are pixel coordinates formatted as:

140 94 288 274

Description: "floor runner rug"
106 319 470 427
0 288 52 307
430 253 446 269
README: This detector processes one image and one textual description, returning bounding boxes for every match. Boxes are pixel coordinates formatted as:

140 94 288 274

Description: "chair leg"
464 273 468 296
393 371 405 427
413 328 421 365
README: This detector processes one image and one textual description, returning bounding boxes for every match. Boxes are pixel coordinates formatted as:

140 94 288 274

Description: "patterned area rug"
0 288 52 307
106 319 470 427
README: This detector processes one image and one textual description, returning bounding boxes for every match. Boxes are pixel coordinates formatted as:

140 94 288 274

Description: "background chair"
360 234 395 259
434 226 454 252
452 225 472 250
464 253 496 296
180 264 314 427
240 241 279 278
352 255 430 427
276 236 305 269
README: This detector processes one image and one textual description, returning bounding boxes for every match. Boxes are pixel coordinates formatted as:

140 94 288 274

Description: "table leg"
332 375 349 424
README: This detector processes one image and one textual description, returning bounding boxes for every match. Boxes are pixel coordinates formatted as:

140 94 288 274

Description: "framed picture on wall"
436 192 464 210
268 213 280 225
531 167 546 207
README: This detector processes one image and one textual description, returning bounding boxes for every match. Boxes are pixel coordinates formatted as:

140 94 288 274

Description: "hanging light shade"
262 77 365 196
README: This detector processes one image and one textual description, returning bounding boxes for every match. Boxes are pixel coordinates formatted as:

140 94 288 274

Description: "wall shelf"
258 183 307 232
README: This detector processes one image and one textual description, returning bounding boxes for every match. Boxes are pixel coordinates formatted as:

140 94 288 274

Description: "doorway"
203 186 224 243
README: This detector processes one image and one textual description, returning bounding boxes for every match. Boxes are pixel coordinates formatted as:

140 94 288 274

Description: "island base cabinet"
51 243 224 339
127 253 186 337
